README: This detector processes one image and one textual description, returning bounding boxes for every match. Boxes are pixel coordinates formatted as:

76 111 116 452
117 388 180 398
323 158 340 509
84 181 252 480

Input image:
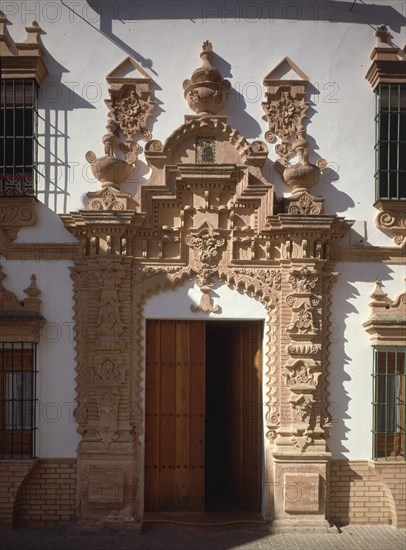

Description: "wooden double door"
144 320 263 513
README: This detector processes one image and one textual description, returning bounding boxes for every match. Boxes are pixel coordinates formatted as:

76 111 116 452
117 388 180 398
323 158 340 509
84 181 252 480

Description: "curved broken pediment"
144 116 269 173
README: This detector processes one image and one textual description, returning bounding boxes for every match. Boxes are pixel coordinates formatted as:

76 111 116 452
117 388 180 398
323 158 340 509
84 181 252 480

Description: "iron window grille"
0 343 37 459
374 83 406 201
372 345 406 460
0 79 39 196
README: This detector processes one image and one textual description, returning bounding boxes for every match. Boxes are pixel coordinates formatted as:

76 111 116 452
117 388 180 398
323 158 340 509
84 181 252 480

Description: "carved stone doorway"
144 320 263 515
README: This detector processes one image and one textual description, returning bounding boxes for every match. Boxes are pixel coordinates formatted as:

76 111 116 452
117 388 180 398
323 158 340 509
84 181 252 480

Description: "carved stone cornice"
333 244 406 264
363 279 406 345
60 210 143 256
0 242 79 261
0 266 45 342
375 200 406 246
0 197 38 243
265 215 353 260
0 12 48 83
365 25 406 90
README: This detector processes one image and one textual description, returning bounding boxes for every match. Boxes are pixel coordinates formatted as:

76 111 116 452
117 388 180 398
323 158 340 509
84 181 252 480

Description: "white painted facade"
1 0 405 464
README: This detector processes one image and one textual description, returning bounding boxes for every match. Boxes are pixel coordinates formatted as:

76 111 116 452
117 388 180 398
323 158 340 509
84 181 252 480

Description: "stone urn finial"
85 151 135 190
281 128 321 196
85 57 155 198
183 41 231 116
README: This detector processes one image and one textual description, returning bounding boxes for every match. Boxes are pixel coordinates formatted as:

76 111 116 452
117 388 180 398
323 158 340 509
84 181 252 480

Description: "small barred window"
372 346 405 460
0 343 37 458
0 79 38 196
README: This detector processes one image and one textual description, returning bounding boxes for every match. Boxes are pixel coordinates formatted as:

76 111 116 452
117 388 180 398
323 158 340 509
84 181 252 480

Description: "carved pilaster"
71 258 140 524
274 266 322 452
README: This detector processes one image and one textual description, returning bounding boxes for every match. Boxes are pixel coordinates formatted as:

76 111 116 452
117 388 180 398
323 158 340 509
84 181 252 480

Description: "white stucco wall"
2 1 405 460
144 278 267 320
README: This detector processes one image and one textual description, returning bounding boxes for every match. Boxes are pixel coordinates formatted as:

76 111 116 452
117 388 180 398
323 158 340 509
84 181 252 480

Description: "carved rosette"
110 85 154 145
186 231 225 266
263 89 308 146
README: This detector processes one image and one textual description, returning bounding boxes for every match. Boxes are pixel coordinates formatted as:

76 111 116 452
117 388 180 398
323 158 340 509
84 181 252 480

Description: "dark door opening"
205 321 262 513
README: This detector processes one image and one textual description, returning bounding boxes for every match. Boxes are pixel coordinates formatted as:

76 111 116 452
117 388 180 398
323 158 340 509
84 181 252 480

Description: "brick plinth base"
1 458 76 528
1 457 404 529
329 460 405 527
0 460 37 529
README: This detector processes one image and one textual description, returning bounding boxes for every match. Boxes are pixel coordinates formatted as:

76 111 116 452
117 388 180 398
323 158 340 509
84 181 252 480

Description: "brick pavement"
1 525 406 550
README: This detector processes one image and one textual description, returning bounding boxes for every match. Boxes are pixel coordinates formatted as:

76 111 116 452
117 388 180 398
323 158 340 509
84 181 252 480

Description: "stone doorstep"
67 517 142 535
142 512 269 532
269 519 338 534
68 517 338 535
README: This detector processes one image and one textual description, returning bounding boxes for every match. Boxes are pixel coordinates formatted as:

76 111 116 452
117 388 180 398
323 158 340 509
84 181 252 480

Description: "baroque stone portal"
61 44 352 531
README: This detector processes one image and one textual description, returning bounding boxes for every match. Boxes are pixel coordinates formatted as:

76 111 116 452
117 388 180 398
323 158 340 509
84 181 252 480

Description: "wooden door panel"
144 320 160 510
145 320 205 512
189 322 206 510
159 320 176 510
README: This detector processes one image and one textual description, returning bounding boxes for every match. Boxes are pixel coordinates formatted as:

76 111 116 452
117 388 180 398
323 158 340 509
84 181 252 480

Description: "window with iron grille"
0 343 37 459
0 79 38 196
374 83 406 201
372 346 406 460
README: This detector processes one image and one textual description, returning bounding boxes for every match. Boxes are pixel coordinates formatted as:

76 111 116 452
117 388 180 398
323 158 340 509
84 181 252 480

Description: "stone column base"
271 451 331 531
